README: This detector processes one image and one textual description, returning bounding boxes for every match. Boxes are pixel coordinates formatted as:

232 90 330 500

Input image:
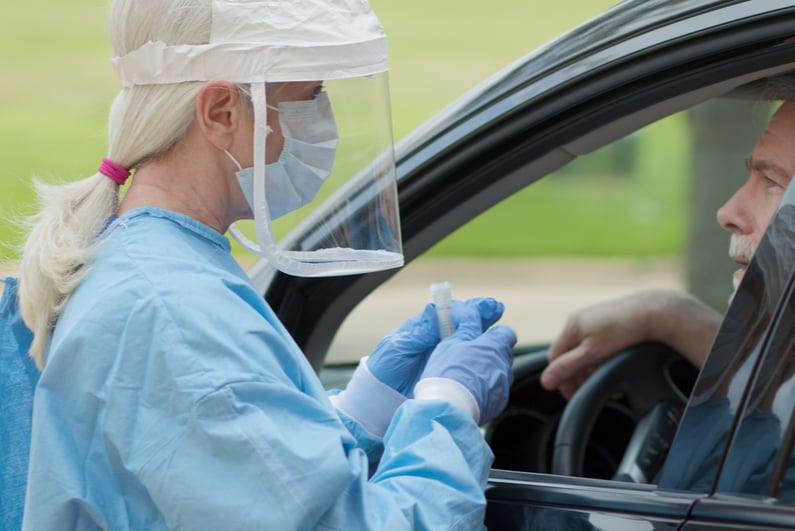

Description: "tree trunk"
686 99 768 313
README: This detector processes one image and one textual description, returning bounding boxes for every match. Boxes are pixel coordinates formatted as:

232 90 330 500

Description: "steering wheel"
551 342 695 482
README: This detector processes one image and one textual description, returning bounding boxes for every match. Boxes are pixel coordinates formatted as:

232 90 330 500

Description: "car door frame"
484 162 795 531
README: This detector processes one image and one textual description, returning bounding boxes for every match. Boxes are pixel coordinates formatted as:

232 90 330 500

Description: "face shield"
110 0 403 277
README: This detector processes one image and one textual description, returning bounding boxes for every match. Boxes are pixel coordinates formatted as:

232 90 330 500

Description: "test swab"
430 281 454 339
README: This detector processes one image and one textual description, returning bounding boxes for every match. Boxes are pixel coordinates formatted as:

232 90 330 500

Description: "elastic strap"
98 158 131 186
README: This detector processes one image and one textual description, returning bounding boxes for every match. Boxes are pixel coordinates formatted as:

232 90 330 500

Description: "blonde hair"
19 0 213 368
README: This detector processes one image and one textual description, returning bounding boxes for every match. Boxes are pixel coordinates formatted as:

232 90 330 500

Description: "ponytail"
19 176 120 368
17 0 214 368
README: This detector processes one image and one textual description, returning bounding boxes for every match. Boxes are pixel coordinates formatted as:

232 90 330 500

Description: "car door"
485 470 694 530
484 152 795 531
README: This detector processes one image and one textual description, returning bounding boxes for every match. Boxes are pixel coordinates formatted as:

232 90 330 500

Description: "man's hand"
540 290 721 399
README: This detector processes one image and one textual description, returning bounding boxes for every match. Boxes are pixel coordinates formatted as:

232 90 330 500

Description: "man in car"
539 98 795 399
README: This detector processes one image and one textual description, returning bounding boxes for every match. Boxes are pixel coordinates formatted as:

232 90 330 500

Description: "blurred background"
0 0 615 262
1 1 755 354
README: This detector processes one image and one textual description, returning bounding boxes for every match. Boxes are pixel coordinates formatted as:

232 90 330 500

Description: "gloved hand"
367 297 505 396
414 304 516 425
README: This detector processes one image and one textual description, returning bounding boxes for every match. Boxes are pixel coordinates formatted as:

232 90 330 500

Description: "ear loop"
223 149 244 172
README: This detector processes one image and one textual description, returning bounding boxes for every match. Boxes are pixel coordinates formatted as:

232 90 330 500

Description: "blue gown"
23 208 491 530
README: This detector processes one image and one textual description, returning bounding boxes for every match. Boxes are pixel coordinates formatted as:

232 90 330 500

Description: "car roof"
396 0 792 170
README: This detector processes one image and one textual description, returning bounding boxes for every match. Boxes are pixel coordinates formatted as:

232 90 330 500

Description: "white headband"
110 0 388 87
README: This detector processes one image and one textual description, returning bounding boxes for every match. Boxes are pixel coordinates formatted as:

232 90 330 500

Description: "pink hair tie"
98 158 131 185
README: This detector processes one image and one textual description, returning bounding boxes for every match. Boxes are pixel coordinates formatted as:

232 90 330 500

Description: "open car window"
326 94 773 364
659 176 795 500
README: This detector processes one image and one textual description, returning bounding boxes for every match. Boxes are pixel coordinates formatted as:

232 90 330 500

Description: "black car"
251 1 795 528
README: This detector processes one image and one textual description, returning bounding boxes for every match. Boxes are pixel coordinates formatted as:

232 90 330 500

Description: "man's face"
717 100 795 290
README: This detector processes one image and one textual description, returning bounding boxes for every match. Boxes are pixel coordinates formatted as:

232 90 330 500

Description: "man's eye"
764 175 782 188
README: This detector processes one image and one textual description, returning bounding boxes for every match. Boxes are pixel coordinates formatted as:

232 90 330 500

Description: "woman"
17 0 516 529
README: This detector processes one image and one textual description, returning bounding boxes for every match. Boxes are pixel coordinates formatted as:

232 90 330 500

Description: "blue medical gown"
23 208 492 530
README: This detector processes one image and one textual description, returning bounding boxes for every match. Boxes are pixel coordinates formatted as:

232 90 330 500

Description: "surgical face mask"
228 92 339 220
227 81 402 277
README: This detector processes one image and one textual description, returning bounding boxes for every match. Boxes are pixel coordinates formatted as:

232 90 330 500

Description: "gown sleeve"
129 378 491 530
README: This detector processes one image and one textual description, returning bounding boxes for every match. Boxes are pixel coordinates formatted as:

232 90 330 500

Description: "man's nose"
716 179 752 234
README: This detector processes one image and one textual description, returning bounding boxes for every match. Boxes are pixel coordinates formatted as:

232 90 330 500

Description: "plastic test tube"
430 281 454 339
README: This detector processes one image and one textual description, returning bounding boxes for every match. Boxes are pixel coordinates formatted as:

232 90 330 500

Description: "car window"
659 180 795 499
326 114 686 364
325 96 766 366
714 196 795 501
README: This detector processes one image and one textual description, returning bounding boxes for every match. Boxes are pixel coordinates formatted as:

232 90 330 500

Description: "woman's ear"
195 80 246 150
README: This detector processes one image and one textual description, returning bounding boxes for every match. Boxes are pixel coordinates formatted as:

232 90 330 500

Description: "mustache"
728 234 756 304
729 234 756 263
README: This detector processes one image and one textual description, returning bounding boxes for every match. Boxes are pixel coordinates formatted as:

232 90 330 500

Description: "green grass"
4 0 678 264
427 112 691 257
0 0 116 259
371 0 618 139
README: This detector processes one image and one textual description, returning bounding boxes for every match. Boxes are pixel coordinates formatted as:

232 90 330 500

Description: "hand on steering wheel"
551 343 695 481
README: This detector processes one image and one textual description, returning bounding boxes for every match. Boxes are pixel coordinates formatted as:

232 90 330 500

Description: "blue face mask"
229 92 339 219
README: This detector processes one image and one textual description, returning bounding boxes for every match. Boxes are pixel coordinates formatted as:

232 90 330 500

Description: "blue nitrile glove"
414 305 516 425
366 297 505 396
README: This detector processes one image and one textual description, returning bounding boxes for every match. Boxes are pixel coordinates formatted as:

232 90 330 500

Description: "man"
540 98 795 399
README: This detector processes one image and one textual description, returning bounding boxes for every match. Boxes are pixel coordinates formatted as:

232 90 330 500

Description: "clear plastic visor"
230 73 402 277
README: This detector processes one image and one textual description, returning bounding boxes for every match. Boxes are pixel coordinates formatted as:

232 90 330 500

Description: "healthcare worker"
17 0 517 529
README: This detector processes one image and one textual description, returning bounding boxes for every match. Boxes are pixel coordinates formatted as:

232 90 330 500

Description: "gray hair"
730 72 795 102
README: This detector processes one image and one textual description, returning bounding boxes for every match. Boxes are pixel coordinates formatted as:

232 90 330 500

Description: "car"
249 0 795 528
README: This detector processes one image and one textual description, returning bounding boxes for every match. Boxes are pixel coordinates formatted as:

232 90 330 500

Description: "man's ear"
195 80 245 150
